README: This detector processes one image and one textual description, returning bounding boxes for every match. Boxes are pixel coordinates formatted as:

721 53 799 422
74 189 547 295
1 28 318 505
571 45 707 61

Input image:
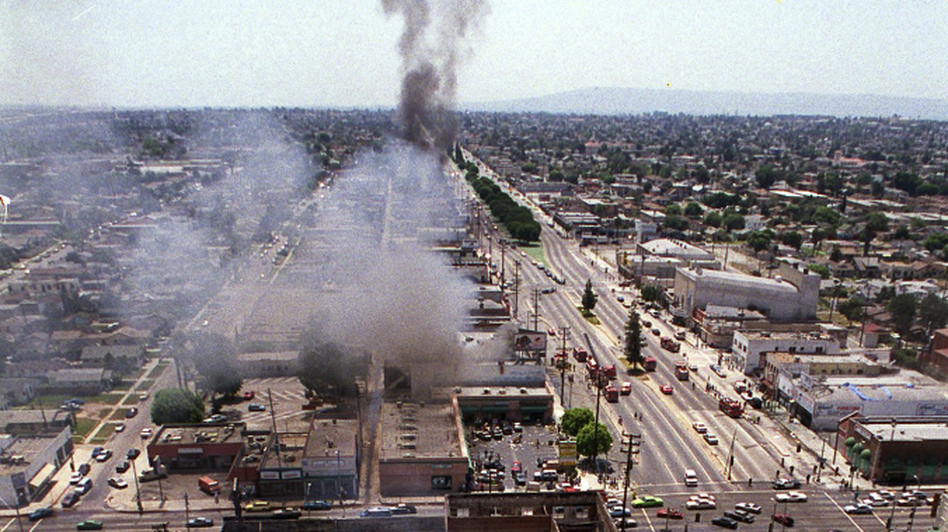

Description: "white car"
844 503 873 514
775 491 808 503
140 427 153 439
735 502 761 514
692 422 708 434
862 496 888 507
69 472 83 484
685 499 716 510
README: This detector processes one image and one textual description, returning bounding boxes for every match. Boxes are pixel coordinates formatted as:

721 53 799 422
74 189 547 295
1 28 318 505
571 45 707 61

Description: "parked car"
272 508 302 519
302 500 332 511
74 478 92 495
140 427 153 439
114 423 126 432
187 517 215 528
108 477 128 489
95 449 112 462
203 414 227 423
69 472 83 484
248 403 266 412
360 507 393 518
115 461 130 473
91 447 104 459
61 492 80 508
657 508 684 519
243 391 255 401
244 501 271 512
126 448 140 459
390 503 417 515
28 507 54 521
126 407 138 418
711 516 739 529
78 463 90 476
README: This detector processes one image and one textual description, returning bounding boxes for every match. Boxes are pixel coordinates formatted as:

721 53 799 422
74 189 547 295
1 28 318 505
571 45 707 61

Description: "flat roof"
860 419 948 443
456 386 554 399
304 419 358 458
0 435 61 475
379 400 463 461
154 423 243 446
680 268 799 293
260 431 308 470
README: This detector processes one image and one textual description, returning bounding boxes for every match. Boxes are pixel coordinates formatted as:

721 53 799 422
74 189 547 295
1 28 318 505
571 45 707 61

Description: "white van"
684 469 698 487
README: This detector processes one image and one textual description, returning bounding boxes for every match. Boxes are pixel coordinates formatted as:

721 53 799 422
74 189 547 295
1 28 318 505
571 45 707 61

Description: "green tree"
664 214 688 231
684 201 704 218
641 285 663 303
722 212 745 231
746 230 773 254
755 165 779 189
665 204 682 217
887 294 917 336
576 422 613 457
779 231 803 251
624 310 645 369
862 212 889 256
918 293 948 337
151 388 205 425
581 279 598 315
703 210 722 228
837 296 865 323
560 407 594 437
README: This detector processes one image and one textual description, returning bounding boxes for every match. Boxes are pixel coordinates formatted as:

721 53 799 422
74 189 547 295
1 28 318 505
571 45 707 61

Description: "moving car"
660 385 673 395
735 502 761 514
609 506 631 518
704 433 719 445
631 495 664 508
28 507 54 521
76 520 103 530
202 414 227 423
692 421 708 433
772 513 795 526
775 491 807 503
724 509 755 523
391 503 417 515
773 477 801 489
248 403 266 411
302 500 332 510
187 517 214 528
844 503 873 514
711 516 739 529
620 382 632 395
657 508 684 519
686 498 717 510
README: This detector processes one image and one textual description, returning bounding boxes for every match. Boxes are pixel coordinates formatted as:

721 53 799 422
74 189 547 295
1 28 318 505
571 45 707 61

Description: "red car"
242 391 255 401
657 508 684 520
772 513 794 527
660 385 674 395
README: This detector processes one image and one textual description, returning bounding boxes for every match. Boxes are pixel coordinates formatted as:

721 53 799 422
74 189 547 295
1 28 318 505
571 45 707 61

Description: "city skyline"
3 1 948 110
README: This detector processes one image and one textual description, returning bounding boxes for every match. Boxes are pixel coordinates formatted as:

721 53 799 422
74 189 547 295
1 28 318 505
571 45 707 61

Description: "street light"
907 474 920 532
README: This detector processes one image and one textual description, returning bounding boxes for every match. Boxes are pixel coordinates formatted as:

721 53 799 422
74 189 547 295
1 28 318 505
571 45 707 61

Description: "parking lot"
465 419 568 492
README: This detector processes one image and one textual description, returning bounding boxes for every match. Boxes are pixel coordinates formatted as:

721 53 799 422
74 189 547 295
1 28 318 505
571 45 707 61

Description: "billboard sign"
514 329 547 353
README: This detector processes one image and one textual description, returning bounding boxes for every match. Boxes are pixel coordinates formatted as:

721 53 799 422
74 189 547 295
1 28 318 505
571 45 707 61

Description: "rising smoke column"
382 0 488 151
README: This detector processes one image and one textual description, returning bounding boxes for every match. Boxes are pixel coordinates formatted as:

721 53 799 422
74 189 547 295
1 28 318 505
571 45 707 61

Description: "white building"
672 262 820 325
733 330 841 375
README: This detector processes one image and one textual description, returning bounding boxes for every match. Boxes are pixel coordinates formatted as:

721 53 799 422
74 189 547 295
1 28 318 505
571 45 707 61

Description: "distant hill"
462 87 948 120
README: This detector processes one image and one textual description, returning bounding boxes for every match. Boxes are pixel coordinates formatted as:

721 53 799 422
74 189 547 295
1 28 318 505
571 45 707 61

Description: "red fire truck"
674 361 690 381
643 356 657 371
719 397 744 418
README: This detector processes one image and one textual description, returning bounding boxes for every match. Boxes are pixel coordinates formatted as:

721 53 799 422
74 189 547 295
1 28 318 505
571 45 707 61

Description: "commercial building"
732 328 841 375
445 491 617 532
300 419 359 502
837 416 948 485
378 399 469 497
455 385 555 425
0 410 73 506
672 262 821 325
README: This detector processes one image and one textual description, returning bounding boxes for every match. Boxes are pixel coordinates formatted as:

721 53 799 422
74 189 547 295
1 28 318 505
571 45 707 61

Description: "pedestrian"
748 477 753 487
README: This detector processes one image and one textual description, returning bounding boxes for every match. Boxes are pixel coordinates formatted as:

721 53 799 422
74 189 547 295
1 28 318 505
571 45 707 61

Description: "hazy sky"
3 1 947 108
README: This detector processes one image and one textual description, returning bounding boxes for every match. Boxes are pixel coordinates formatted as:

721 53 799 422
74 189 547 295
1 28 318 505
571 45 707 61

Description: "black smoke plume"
382 0 488 151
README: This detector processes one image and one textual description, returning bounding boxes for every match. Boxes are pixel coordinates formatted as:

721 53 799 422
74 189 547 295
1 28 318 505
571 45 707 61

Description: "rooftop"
859 418 948 443
303 419 358 458
153 423 244 446
680 268 800 293
379 399 463 461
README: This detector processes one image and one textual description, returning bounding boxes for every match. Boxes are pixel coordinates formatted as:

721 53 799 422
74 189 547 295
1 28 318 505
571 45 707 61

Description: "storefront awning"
29 463 56 490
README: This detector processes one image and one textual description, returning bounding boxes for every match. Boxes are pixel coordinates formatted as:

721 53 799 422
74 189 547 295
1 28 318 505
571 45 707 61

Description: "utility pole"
532 288 540 331
620 432 641 532
559 326 571 400
725 429 738 480
591 370 606 474
513 260 521 320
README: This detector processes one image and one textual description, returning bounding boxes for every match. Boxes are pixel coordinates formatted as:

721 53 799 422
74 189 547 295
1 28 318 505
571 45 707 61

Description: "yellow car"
244 501 271 512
